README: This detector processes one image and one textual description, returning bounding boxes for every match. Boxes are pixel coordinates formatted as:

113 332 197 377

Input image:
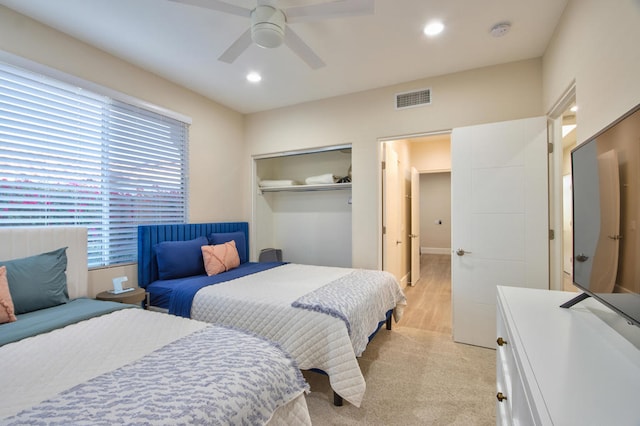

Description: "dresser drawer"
496 308 514 424
497 293 536 426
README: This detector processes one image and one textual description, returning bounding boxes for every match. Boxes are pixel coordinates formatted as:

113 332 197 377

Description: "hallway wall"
420 172 451 254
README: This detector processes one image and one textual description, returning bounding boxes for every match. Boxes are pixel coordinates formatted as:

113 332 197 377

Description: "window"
0 60 189 268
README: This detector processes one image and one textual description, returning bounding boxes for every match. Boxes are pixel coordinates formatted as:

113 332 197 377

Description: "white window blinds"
0 61 188 267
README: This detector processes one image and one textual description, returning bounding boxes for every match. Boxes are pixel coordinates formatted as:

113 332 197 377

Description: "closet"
252 144 352 267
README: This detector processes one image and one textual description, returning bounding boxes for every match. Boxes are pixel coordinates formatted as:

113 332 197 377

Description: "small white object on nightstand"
110 276 134 294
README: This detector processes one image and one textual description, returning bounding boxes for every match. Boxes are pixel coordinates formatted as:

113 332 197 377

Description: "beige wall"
409 135 452 172
543 0 640 143
0 6 245 295
245 59 543 269
419 173 452 252
410 136 452 254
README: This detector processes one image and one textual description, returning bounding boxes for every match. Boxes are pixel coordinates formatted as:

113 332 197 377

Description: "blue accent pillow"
1 247 69 314
155 236 208 280
208 232 248 264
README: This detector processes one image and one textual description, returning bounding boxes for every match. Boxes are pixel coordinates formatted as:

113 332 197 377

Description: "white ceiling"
0 0 568 114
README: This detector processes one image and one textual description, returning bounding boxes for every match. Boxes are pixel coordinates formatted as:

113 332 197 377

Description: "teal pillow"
1 247 69 314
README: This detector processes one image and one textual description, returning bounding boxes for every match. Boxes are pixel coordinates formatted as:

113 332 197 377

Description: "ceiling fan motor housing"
251 5 285 48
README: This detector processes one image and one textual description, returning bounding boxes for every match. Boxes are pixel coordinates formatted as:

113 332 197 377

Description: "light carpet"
303 325 496 425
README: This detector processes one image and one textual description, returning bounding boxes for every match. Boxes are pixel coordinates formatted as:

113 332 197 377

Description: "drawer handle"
496 392 508 402
496 337 507 346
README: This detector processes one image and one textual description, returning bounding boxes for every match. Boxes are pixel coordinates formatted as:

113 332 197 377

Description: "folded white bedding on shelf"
304 173 336 184
259 179 299 187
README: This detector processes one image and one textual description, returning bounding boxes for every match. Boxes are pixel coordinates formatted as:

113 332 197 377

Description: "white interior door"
451 116 549 348
410 167 420 285
383 143 402 282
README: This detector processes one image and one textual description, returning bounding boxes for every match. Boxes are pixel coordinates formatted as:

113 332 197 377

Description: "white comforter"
191 263 407 407
0 309 311 425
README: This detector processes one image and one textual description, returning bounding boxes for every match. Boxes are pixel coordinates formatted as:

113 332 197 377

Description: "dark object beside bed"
259 248 283 262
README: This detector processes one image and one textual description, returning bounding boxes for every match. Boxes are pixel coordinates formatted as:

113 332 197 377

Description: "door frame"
409 167 420 286
382 142 402 283
378 130 451 281
547 81 576 291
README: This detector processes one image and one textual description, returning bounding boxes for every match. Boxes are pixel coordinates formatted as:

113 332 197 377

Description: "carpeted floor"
303 325 496 425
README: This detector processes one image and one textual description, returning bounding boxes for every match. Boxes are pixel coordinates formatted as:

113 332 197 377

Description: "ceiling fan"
170 0 375 69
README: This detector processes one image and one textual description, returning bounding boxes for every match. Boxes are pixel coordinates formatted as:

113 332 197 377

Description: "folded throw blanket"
291 269 406 356
305 173 336 185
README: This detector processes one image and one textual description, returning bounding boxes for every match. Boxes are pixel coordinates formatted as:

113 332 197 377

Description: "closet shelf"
259 182 352 193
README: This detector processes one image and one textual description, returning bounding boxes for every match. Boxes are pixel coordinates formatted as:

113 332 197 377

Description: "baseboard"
421 247 451 255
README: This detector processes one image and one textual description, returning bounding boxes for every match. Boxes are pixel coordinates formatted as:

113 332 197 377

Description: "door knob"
396 240 402 245
456 248 471 256
575 253 589 262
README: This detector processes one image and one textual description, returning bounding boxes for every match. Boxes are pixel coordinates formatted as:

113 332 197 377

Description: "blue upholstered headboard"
137 222 249 288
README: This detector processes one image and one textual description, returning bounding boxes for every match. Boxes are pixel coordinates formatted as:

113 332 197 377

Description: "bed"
137 222 407 407
0 226 311 425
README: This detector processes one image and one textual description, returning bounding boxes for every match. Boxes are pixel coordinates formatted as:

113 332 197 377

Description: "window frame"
0 52 192 269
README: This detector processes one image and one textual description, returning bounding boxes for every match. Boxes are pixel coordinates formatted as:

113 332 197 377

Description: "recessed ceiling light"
570 105 579 113
246 72 262 83
490 22 511 37
423 21 444 37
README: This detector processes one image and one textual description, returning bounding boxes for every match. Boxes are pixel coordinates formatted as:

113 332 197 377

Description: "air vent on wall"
395 88 431 110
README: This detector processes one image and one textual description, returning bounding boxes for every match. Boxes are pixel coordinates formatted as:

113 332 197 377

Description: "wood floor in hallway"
397 253 452 334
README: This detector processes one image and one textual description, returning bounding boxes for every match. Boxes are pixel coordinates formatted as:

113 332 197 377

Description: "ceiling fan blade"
285 0 374 23
284 27 325 69
169 0 251 18
218 28 253 64
256 0 278 6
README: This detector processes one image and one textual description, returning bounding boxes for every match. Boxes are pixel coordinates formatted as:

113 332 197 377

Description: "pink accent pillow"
0 266 17 324
201 240 240 276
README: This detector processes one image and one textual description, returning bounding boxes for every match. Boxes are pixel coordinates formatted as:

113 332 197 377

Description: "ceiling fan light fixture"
179 0 373 69
251 6 285 48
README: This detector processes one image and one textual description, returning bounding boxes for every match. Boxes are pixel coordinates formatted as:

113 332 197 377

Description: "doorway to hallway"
380 132 452 333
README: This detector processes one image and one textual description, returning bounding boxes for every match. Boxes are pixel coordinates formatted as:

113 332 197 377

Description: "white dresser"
496 286 640 425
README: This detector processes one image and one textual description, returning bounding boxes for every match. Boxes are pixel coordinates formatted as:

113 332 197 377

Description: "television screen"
569 103 640 327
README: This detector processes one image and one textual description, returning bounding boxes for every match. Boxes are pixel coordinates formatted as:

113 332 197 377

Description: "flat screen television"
564 103 640 327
